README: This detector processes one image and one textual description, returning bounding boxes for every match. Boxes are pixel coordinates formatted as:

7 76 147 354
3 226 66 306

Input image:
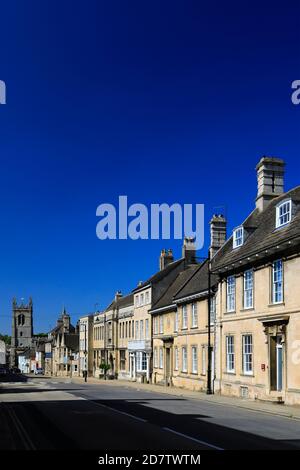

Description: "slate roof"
105 292 134 312
50 322 76 335
132 258 185 292
174 260 218 301
65 334 79 352
212 186 300 272
150 265 199 312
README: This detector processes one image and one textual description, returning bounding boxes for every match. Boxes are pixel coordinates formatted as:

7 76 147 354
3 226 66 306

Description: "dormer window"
276 199 291 228
233 226 244 249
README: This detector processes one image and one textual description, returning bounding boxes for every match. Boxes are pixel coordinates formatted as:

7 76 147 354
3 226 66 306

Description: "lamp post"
196 252 214 395
84 322 87 383
206 249 213 395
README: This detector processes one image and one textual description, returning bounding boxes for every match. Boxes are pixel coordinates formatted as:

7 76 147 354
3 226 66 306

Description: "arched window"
18 314 25 326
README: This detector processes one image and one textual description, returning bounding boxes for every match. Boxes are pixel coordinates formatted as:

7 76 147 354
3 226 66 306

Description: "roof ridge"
132 258 184 292
150 265 192 310
149 264 199 311
172 263 204 299
212 185 300 271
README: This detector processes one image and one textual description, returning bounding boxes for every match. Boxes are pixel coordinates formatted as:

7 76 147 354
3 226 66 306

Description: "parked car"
34 368 44 375
0 367 7 376
11 367 21 374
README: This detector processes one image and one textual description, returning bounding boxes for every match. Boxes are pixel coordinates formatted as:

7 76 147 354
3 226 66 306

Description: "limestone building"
212 157 300 405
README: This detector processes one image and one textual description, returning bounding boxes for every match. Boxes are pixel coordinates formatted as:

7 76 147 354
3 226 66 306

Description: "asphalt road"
1 375 300 450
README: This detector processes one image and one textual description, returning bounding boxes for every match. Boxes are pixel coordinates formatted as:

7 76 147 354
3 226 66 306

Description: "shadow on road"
1 392 300 451
0 373 28 384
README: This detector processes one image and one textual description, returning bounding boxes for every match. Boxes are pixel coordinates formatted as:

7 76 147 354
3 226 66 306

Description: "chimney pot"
159 247 174 270
115 290 123 301
182 237 197 265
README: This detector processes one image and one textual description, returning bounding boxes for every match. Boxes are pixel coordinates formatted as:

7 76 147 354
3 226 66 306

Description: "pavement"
1 374 300 450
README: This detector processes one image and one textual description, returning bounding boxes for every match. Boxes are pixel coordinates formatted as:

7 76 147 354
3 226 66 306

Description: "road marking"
83 398 147 423
4 405 36 450
163 427 224 450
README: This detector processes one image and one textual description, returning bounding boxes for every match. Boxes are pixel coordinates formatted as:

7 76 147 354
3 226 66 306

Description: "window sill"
225 311 236 315
240 373 254 377
240 307 255 312
191 325 198 329
181 327 188 331
224 371 236 375
274 221 291 231
268 302 285 308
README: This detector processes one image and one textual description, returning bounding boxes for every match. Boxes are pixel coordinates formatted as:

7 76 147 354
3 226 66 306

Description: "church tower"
10 297 33 366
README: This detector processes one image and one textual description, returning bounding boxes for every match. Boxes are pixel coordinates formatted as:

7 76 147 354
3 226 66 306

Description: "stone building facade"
212 157 300 405
30 155 300 406
79 314 94 377
49 309 79 377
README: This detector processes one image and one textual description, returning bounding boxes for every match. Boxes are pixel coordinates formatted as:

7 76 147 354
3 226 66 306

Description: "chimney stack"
182 237 197 265
256 157 285 212
115 290 123 302
210 215 227 259
159 248 174 271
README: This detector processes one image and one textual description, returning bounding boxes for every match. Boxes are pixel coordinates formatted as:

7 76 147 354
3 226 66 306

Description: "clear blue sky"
0 1 299 334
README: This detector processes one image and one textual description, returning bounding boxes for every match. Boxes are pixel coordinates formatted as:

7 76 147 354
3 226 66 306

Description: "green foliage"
100 362 110 372
0 334 11 345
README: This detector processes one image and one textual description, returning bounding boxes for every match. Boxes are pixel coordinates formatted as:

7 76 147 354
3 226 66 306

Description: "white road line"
163 427 224 450
82 398 147 423
5 405 36 450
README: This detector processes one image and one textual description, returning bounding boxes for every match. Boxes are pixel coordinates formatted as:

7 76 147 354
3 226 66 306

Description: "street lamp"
207 250 213 395
196 252 214 395
84 322 87 383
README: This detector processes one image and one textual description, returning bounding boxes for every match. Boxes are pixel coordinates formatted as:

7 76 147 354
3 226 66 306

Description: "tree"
99 362 110 379
0 334 11 345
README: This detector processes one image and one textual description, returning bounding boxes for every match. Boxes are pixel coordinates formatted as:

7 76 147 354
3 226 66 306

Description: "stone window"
244 270 254 309
18 314 25 326
182 347 187 372
233 226 244 248
242 335 253 375
226 276 236 312
182 305 188 329
192 346 198 374
276 200 291 228
272 259 283 304
191 303 198 328
226 336 235 373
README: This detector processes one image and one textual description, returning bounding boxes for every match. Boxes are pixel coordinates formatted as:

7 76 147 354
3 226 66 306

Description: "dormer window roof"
233 226 244 249
276 199 292 228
